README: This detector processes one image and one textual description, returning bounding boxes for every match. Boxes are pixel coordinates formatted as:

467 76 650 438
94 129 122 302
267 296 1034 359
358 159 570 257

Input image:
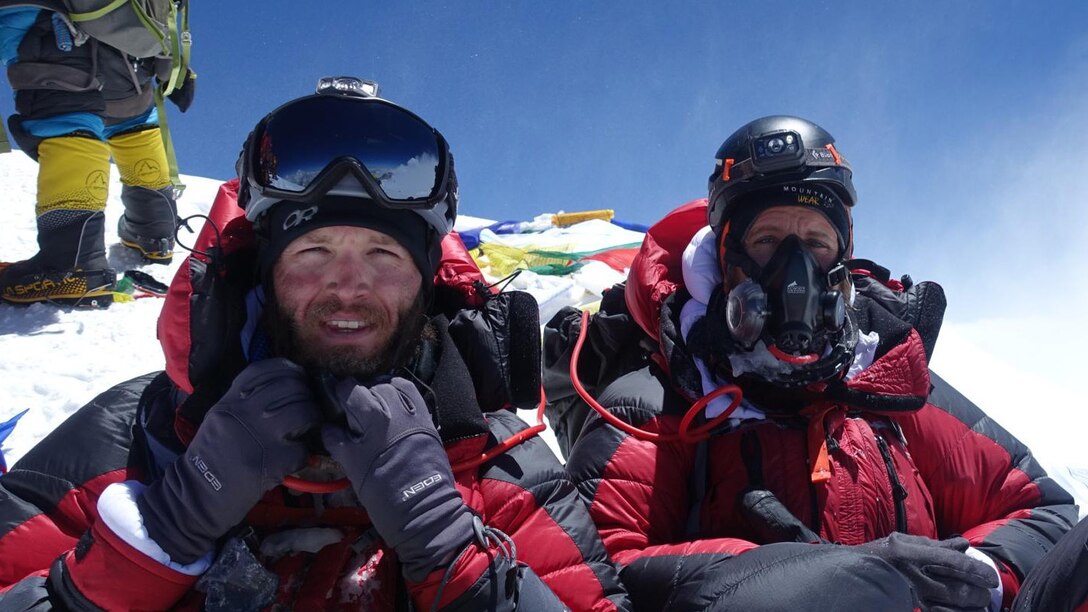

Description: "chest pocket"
696 415 940 546
823 416 938 544
869 418 938 538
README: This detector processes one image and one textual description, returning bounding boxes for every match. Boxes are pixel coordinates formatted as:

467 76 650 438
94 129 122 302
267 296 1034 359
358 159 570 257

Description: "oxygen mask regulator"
726 235 847 362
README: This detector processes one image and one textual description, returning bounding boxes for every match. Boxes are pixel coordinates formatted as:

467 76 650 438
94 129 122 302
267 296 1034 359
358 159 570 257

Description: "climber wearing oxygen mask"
551 116 1077 611
690 127 863 401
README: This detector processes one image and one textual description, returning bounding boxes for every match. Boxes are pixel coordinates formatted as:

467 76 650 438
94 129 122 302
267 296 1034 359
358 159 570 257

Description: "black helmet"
707 116 855 241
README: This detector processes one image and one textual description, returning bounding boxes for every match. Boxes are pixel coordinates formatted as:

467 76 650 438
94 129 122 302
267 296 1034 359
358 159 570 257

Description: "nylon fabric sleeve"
54 506 199 611
0 374 155 592
900 377 1078 604
0 573 52 611
566 391 771 606
409 410 629 611
1010 514 1088 612
411 517 570 612
623 543 917 611
565 388 733 563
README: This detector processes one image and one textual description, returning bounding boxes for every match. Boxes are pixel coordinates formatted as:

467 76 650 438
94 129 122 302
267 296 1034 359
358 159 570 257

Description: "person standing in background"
0 0 194 308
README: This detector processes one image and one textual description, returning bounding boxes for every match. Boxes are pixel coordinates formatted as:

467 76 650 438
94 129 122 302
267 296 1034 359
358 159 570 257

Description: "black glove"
138 358 321 564
166 68 196 112
321 376 474 582
855 533 998 611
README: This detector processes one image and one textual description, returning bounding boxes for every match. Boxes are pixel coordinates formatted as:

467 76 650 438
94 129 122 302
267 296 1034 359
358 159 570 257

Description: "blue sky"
3 1 1086 382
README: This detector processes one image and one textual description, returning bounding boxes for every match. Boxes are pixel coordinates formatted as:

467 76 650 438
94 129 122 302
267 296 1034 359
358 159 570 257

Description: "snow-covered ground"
1 153 221 466
1 152 1084 517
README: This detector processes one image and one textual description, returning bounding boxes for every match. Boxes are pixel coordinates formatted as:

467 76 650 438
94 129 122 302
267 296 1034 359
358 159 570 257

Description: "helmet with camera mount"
707 115 854 252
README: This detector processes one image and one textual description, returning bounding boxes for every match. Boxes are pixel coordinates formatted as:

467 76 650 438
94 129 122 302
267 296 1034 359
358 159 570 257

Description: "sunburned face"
271 225 424 379
742 206 840 273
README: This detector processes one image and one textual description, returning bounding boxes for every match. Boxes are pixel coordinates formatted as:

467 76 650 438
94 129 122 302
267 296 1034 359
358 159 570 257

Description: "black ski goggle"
239 95 453 221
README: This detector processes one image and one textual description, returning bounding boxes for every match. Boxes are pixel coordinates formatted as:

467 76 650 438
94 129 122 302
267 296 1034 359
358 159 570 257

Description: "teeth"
328 320 365 330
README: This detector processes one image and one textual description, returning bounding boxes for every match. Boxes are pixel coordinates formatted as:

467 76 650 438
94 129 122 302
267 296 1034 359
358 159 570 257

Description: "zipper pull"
892 482 908 501
825 432 840 453
51 13 73 52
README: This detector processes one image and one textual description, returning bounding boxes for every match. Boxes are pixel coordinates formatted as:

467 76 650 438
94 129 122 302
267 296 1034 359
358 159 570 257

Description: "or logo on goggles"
241 95 452 220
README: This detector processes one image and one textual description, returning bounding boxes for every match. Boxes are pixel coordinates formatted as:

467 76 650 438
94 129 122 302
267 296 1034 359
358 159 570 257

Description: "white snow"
1 153 220 466
1 152 1084 519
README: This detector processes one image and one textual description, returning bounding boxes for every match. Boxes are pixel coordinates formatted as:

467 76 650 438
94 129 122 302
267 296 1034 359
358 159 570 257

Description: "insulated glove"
321 376 475 582
855 532 998 612
138 358 321 564
166 69 196 112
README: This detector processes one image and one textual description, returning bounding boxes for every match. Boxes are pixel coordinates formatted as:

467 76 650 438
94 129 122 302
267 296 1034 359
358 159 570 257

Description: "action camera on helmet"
750 130 805 173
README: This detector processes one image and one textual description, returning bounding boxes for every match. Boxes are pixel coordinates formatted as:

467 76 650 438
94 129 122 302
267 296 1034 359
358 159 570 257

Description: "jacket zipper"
810 431 839 534
874 432 908 533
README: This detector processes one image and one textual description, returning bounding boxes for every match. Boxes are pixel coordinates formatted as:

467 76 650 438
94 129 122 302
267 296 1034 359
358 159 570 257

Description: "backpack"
64 0 191 93
0 0 193 93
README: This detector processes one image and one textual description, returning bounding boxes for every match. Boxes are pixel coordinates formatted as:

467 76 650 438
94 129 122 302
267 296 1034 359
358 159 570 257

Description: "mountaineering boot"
0 211 116 308
110 127 177 264
0 135 116 308
117 185 178 264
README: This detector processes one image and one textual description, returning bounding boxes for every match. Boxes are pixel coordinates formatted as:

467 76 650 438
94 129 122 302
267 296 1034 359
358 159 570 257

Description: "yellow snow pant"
109 127 172 190
36 136 110 220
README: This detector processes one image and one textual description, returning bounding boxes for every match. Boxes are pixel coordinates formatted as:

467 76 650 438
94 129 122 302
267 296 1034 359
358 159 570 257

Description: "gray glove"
138 358 321 564
321 376 474 582
855 532 998 612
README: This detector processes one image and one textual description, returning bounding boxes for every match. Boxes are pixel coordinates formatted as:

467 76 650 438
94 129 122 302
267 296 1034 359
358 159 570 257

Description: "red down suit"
558 200 1077 610
0 180 631 611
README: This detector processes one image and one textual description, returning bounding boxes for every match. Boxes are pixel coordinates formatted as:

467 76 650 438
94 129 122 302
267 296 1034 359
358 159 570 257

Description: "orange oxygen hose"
569 309 743 443
452 387 548 473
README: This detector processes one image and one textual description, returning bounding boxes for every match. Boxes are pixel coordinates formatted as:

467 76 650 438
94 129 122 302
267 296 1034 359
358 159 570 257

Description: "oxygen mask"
723 235 856 386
